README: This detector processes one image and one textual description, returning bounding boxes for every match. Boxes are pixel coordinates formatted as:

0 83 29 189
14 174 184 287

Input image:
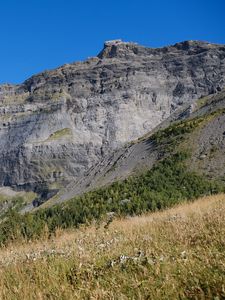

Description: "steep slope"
0 40 225 197
57 89 225 203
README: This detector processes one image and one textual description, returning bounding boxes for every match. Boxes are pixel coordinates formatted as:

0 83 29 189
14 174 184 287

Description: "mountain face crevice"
0 40 225 190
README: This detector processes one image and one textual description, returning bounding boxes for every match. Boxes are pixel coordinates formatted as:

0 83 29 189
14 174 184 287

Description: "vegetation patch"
152 117 205 148
46 128 72 141
151 108 225 155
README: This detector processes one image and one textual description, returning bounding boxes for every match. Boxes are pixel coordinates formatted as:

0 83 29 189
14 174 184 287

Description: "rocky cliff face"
0 40 225 191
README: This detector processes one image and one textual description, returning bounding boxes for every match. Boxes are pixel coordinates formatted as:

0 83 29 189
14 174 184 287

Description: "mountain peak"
97 39 140 59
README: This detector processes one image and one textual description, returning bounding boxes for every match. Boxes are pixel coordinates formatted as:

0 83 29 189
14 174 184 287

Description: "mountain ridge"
1 40 223 87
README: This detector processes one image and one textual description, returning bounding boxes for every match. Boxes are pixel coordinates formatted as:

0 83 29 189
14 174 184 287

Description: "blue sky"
1 0 225 84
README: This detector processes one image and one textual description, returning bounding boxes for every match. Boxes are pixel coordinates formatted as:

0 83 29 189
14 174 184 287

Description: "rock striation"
0 40 225 192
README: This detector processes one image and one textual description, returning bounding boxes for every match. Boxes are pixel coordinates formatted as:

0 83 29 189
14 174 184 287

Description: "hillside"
0 194 224 299
12 88 225 213
1 91 225 245
54 89 225 204
0 88 224 241
0 40 225 211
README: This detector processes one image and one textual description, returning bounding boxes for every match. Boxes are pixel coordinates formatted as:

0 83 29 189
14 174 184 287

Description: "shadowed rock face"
0 40 225 189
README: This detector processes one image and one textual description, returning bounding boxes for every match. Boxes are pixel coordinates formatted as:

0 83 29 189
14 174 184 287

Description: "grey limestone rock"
0 40 225 192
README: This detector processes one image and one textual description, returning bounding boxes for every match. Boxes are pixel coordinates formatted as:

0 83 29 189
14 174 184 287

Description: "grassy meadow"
0 194 224 299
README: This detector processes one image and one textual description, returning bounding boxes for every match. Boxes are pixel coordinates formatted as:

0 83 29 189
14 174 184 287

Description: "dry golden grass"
0 194 224 299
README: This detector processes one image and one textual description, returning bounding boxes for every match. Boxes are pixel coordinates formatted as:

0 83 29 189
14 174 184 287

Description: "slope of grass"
0 194 224 299
0 151 222 246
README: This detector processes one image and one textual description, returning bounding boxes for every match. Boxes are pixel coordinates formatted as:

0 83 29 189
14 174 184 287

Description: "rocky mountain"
54 89 225 204
0 39 225 204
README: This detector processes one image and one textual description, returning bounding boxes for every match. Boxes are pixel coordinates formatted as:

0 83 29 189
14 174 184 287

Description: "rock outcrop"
0 40 225 191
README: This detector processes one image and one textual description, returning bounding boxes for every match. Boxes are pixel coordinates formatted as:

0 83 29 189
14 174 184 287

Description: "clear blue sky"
1 0 225 84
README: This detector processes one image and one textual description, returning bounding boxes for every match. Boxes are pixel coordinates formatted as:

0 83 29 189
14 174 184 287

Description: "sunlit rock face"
0 40 225 188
